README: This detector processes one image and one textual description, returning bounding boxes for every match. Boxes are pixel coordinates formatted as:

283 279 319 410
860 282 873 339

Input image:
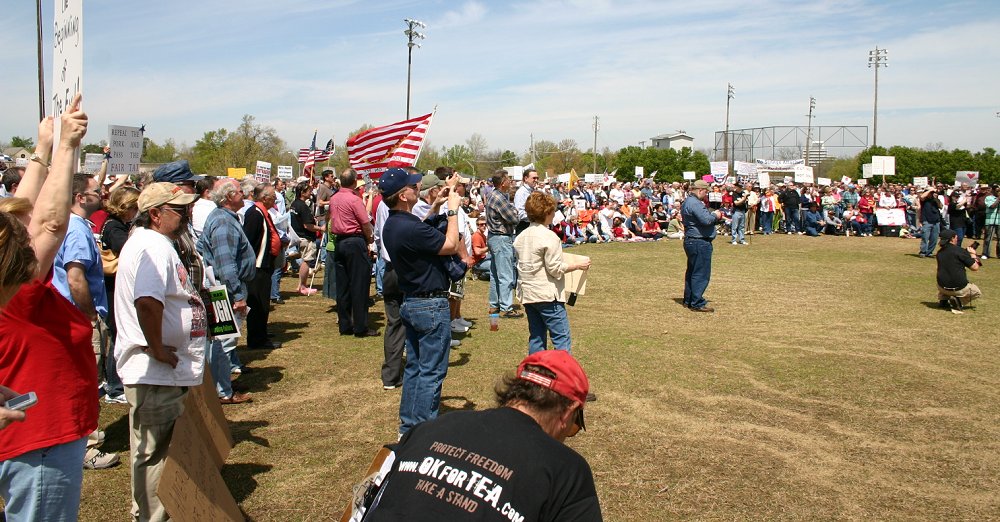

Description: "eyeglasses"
477 223 486 227
160 205 188 215
75 190 100 198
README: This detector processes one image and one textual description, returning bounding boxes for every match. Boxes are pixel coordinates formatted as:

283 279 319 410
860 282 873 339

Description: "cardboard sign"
857 178 868 186
913 176 929 188
842 176 852 184
635 166 644 179
189 371 234 468
875 208 905 226
206 286 241 340
682 171 696 180
158 400 242 522
871 156 895 177
108 125 143 176
227 168 247 180
254 161 272 183
955 171 979 186
504 166 523 181
584 173 601 183
52 0 83 146
862 163 873 178
83 153 104 174
757 172 771 186
817 177 832 186
561 253 589 302
793 165 814 184
277 165 293 180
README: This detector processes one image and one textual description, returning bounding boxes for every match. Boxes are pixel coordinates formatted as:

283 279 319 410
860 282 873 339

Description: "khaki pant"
937 283 982 306
125 384 187 522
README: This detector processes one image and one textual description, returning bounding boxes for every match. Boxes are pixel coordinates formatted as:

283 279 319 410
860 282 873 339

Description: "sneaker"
938 299 950 309
383 383 401 390
455 317 473 328
739 241 748 245
103 394 128 405
501 310 524 319
981 255 989 260
83 448 120 470
450 339 462 347
450 321 470 334
949 296 964 312
220 392 253 405
298 286 318 296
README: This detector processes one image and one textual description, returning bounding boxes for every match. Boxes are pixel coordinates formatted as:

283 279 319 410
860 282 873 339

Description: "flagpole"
36 0 45 119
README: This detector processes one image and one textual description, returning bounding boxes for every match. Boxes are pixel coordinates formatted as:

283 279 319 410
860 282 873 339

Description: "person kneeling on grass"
936 228 982 313
514 192 591 355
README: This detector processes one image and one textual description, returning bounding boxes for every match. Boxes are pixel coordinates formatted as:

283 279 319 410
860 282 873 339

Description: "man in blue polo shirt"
380 168 462 436
681 180 723 313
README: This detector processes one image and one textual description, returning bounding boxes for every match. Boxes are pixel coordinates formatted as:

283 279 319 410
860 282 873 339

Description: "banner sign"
206 286 240 340
52 0 83 146
871 156 895 177
108 125 143 176
682 171 696 180
793 165 814 184
955 171 979 186
584 173 602 183
277 165 293 180
227 168 247 180
709 161 728 183
755 158 803 169
862 163 873 178
254 161 272 183
913 176 929 188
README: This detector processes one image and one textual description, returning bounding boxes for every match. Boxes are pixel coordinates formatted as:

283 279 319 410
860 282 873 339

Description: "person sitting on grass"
803 203 826 236
611 217 635 241
664 210 685 239
641 213 664 239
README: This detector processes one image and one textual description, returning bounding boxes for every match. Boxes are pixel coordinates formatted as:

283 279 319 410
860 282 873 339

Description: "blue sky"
3 0 999 160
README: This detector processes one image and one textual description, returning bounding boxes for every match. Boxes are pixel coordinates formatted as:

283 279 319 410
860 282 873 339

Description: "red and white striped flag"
297 131 334 180
347 112 434 177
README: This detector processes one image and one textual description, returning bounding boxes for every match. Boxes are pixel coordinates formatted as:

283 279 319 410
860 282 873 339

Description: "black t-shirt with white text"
368 408 602 522
290 199 317 241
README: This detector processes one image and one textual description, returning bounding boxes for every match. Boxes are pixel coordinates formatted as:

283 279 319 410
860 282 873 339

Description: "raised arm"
13 117 54 205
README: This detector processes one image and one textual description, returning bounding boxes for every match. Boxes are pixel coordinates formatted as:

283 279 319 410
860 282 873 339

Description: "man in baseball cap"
364 349 601 521
152 160 203 188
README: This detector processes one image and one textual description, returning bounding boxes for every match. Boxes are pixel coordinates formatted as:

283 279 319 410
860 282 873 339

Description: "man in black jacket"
779 184 801 234
242 183 282 350
936 228 982 313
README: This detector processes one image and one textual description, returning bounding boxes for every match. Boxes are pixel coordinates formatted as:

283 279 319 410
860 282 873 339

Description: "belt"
488 232 512 236
336 234 363 240
406 290 450 299
685 237 712 242
941 286 964 292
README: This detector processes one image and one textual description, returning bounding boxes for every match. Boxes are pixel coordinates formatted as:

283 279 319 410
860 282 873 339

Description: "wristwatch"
29 153 49 168
447 210 458 217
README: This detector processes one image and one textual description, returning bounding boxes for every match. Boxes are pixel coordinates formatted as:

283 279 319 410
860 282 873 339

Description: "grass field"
75 234 999 521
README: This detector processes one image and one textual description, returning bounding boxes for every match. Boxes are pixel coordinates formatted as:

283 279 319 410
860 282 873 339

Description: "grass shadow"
221 462 273 504
268 320 310 343
231 419 271 448
920 301 948 310
229 365 285 393
98 411 131 453
449 352 471 368
440 395 477 413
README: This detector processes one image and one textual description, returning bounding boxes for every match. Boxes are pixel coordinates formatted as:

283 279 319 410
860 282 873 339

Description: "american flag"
347 112 434 177
297 131 334 180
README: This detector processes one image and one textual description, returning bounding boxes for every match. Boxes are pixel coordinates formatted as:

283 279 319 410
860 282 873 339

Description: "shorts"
298 238 318 263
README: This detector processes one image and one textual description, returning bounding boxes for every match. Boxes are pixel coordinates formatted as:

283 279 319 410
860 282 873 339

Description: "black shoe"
690 306 715 313
247 341 282 350
949 296 963 312
586 392 597 402
355 329 380 338
939 299 951 309
270 297 284 304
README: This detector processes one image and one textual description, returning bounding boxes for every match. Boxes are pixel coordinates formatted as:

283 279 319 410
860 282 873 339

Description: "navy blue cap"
379 168 422 196
153 160 204 184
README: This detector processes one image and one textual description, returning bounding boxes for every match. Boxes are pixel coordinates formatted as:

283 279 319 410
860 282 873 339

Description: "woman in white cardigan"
513 192 591 354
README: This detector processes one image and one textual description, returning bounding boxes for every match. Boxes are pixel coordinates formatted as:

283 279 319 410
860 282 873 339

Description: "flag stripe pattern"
347 112 433 177
297 131 334 180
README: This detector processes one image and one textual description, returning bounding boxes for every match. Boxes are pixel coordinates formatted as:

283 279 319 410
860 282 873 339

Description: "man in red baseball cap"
363 350 602 521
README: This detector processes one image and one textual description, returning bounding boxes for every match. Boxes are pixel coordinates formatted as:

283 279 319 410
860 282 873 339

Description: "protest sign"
584 173 602 183
227 168 247 180
206 286 240 340
871 156 895 177
504 166 523 181
725 176 736 185
842 176 852 184
277 165 293 180
573 198 586 210
108 125 143 176
857 178 868 186
682 171 696 180
817 177 832 186
862 163 873 178
561 253 589 303
913 176 929 188
188 372 234 468
757 172 771 186
875 209 905 226
52 0 83 146
955 171 979 186
14 157 29 168
254 161 272 183
702 175 714 183
557 173 571 183
709 161 728 183
635 166 644 179
708 192 723 203
793 165 814 184
783 176 793 185
83 153 103 174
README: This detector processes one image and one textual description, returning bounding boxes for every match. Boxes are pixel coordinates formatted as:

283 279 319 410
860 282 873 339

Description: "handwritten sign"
277 165 293 180
857 178 868 186
584 173 601 183
913 176 928 188
52 0 83 146
561 253 589 303
108 125 143 176
757 172 771 186
504 166 523 181
842 176 852 184
793 165 814 184
862 163 873 178
189 372 234 468
871 156 895 177
635 166 644 179
254 161 272 183
83 153 104 174
955 171 979 187
682 171 696 180
817 177 832 186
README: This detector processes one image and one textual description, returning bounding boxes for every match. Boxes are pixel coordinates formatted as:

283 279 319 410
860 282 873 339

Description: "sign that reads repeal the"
52 0 83 146
108 125 143 176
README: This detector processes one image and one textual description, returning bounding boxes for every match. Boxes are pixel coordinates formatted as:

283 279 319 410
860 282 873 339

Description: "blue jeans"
210 337 235 398
683 238 713 309
920 222 940 256
487 234 516 312
322 249 337 300
472 255 492 276
784 207 799 233
398 297 452 435
525 301 572 354
269 251 285 300
951 225 965 247
374 256 386 295
0 436 87 522
760 211 774 234
731 210 746 242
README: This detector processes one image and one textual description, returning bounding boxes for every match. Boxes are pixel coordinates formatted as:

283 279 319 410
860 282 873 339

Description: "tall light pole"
724 83 734 174
805 97 816 165
592 116 599 175
404 18 426 119
868 46 888 147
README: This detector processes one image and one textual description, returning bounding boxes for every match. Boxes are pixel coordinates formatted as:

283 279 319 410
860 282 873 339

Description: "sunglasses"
160 205 188 215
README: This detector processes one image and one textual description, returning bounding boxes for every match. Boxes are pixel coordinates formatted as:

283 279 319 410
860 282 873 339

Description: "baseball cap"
378 168 422 196
138 182 199 212
692 180 710 190
152 160 203 184
939 228 957 243
516 350 590 428
420 173 444 191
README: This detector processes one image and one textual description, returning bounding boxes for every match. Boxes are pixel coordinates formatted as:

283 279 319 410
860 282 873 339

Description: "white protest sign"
108 125 143 176
757 172 771 186
913 176 928 188
817 177 832 186
584 173 602 183
725 176 736 185
573 198 586 210
842 176 852 184
83 153 103 174
558 173 571 183
793 165 814 184
15 157 29 168
277 165 293 180
52 0 83 146
871 156 895 177
635 166 644 179
857 178 868 186
254 161 272 183
955 171 979 186
710 161 728 183
504 166 523 181
783 176 793 184
682 171 696 180
708 192 723 203
862 163 873 178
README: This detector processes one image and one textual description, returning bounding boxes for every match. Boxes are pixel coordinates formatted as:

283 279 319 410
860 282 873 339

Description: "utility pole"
529 133 536 165
35 0 45 119
404 18 426 119
725 83 734 175
868 46 888 147
592 116 600 175
805 97 816 165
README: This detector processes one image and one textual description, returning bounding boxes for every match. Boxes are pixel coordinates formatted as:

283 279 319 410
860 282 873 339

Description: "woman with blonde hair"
0 95 100 521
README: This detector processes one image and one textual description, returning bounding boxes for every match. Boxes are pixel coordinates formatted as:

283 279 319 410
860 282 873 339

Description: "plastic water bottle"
489 313 500 331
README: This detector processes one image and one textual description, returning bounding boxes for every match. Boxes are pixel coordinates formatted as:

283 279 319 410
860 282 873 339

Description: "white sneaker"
83 448 120 470
450 339 462 347
981 255 988 260
455 317 473 328
450 320 470 333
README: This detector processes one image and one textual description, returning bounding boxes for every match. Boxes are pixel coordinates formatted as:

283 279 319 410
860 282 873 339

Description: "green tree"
9 136 34 149
141 138 179 163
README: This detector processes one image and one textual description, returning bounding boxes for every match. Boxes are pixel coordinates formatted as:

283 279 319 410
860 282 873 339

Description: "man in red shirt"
329 168 378 337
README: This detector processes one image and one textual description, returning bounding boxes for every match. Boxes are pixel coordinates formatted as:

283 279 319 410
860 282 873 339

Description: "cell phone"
4 391 37 411
567 292 578 306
